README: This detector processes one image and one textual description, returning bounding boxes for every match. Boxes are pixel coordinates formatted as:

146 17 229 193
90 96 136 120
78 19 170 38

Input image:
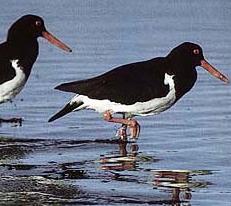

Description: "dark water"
1 0 231 205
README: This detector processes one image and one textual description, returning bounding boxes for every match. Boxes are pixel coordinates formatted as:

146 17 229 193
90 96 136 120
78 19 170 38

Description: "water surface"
1 1 231 205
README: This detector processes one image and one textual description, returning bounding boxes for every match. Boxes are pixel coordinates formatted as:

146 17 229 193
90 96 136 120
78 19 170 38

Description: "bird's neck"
167 58 198 100
8 39 39 77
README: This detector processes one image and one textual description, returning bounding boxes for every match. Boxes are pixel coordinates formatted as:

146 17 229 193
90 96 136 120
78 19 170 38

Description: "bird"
0 14 72 123
48 42 229 140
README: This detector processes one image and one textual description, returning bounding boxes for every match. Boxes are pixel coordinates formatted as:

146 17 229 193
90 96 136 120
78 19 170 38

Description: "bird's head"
168 42 229 83
7 14 72 52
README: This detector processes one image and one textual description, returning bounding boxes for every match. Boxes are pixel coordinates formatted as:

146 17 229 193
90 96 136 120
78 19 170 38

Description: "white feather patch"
70 73 176 116
0 60 26 104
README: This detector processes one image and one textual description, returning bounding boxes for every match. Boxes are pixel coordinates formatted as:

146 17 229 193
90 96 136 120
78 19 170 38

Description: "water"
0 0 231 205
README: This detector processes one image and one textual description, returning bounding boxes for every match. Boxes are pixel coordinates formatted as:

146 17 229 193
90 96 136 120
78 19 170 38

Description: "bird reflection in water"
98 143 210 205
153 169 210 206
99 142 139 171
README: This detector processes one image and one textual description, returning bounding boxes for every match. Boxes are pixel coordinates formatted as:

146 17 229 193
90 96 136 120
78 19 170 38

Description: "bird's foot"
103 111 140 140
0 117 23 126
103 110 113 121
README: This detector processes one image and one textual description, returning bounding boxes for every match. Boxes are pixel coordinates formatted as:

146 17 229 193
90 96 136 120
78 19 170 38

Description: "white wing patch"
0 60 26 104
70 73 176 117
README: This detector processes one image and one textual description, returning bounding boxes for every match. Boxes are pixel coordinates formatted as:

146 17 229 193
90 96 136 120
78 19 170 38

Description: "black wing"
55 58 170 105
0 42 16 85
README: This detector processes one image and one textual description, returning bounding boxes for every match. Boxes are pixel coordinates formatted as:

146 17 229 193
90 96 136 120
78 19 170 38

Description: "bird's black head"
7 14 72 52
168 42 204 68
167 42 229 83
7 15 46 41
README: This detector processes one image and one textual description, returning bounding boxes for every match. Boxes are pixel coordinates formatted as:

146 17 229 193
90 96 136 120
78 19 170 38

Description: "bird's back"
55 58 170 105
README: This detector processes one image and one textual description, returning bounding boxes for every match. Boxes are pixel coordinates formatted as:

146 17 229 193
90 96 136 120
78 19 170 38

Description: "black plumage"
56 58 171 105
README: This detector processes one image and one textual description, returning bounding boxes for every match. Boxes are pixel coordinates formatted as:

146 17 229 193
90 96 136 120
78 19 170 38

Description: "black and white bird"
48 42 229 140
0 14 71 123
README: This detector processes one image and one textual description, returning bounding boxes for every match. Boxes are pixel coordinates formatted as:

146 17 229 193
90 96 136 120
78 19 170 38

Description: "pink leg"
103 111 140 139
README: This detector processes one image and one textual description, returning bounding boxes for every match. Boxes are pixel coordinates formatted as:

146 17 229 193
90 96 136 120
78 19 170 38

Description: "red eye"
193 49 200 55
35 20 42 27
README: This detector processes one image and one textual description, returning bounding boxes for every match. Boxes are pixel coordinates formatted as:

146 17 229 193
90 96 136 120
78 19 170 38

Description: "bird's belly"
127 93 176 116
75 85 176 116
72 74 176 116
0 60 26 104
76 73 177 116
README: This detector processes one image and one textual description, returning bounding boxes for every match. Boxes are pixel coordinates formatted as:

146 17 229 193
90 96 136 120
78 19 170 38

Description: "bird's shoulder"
0 42 17 84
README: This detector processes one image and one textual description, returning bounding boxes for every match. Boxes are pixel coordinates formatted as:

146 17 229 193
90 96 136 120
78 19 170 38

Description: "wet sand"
0 136 216 205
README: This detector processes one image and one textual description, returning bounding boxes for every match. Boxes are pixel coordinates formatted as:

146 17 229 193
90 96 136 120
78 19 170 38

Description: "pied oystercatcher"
0 14 72 123
48 42 229 140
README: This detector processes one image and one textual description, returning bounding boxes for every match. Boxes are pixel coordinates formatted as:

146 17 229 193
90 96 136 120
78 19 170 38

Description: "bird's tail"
48 101 83 122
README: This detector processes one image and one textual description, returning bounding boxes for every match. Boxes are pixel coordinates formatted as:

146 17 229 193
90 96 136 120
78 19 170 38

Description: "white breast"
0 60 26 104
70 73 176 116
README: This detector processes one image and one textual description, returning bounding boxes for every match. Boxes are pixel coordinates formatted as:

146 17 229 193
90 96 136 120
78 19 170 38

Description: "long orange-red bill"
200 59 229 84
42 31 72 52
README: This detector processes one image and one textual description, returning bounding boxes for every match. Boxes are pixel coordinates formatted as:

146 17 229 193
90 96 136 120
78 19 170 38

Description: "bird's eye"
35 20 42 27
193 49 200 55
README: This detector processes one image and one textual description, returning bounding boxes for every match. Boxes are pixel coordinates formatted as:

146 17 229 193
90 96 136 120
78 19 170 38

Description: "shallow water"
1 0 231 205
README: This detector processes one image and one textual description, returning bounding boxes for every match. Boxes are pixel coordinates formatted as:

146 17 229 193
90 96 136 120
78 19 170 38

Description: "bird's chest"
173 70 197 100
0 60 26 103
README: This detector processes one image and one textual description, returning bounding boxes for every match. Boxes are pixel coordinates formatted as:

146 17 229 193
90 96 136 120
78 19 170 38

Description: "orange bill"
42 31 72 52
200 59 229 84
